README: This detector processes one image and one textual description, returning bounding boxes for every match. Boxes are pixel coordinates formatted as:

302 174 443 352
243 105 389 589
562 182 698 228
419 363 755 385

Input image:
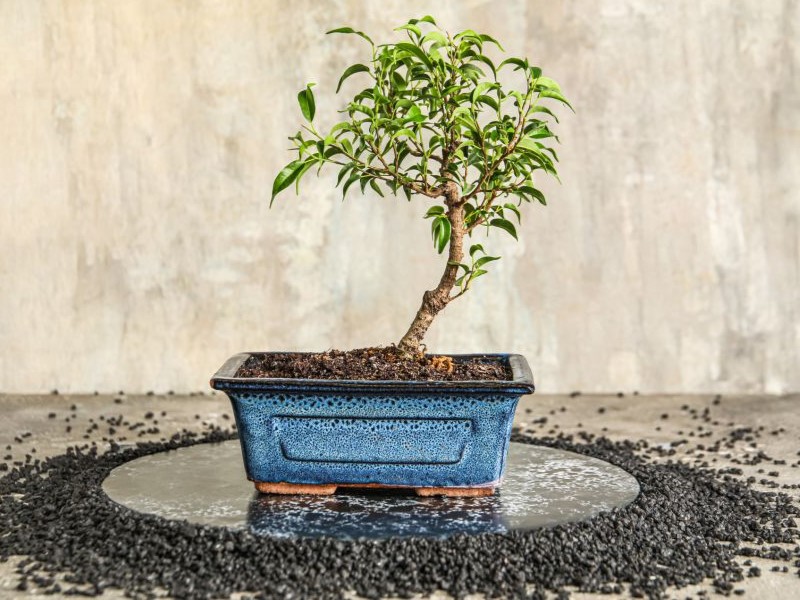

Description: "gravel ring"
1 426 798 600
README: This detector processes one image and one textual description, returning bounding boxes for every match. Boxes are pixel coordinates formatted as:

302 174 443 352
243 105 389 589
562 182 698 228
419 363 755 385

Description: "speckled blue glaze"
211 353 534 489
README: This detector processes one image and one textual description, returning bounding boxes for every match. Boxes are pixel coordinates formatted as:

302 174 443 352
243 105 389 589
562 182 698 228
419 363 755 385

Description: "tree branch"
462 86 533 204
364 139 442 197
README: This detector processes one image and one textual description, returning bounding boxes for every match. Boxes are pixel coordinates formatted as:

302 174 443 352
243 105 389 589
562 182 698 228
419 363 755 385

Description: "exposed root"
429 355 454 374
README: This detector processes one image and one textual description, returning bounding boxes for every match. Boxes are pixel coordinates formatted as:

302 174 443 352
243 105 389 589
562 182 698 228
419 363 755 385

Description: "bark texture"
398 182 464 353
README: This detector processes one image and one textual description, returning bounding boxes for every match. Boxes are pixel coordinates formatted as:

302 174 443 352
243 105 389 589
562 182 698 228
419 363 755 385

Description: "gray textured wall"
1 0 798 394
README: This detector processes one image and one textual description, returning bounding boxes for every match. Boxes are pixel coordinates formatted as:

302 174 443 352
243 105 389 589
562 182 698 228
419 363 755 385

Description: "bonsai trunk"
398 182 464 354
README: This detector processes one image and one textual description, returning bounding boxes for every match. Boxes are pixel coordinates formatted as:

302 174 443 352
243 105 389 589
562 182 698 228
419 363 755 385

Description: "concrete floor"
1 392 798 599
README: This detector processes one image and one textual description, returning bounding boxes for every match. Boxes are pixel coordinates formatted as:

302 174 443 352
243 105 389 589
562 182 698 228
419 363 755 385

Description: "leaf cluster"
272 16 570 285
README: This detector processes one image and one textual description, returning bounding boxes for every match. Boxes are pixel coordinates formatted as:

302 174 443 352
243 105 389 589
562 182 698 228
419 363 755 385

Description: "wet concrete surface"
1 391 798 599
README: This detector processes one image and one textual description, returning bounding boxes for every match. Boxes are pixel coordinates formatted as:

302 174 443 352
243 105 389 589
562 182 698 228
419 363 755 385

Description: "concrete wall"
1 0 798 394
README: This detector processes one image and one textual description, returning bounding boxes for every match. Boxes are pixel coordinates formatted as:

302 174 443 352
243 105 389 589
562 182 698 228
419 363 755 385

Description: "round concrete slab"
103 441 639 539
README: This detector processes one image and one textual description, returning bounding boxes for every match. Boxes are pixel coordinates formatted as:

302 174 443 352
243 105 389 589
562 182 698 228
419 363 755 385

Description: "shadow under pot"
210 352 534 497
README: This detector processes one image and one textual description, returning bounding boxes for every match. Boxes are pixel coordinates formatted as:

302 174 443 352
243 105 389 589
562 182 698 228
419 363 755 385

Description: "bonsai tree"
272 16 571 355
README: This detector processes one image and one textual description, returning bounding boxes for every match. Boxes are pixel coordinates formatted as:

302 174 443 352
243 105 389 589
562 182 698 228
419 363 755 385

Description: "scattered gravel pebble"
1 415 798 600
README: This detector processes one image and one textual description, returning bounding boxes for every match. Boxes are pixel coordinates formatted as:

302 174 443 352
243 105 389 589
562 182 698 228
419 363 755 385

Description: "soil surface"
235 347 511 381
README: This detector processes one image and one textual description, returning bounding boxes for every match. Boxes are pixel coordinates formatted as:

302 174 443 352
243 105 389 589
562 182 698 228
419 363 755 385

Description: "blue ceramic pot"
211 352 534 496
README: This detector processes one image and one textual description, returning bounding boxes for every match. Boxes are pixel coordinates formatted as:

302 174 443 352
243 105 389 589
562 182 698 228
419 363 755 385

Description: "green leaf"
395 23 422 38
460 63 484 81
469 243 485 258
498 57 528 71
336 163 353 186
296 139 317 158
326 27 374 46
489 218 518 239
474 255 500 269
293 159 315 193
347 102 374 117
475 94 499 111
532 105 560 123
405 105 425 122
527 123 556 139
540 145 559 161
471 82 495 103
329 121 351 136
519 185 547 205
431 217 440 241
455 114 479 136
391 71 407 88
455 29 481 43
517 136 543 153
297 84 315 121
336 63 370 93
421 30 448 49
391 128 416 140
436 218 451 254
341 172 360 198
431 215 451 254
539 89 574 111
473 54 496 77
424 205 445 218
504 202 522 223
448 261 470 273
411 15 437 26
396 42 432 68
369 179 384 197
270 159 308 205
534 76 562 93
479 34 504 50
508 91 526 108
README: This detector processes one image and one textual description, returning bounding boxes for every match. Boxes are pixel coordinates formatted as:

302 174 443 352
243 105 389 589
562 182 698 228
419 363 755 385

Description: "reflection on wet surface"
103 441 639 540
247 488 507 538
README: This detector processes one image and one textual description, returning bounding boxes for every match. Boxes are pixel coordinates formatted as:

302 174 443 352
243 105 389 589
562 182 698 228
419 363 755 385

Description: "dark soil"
236 347 512 381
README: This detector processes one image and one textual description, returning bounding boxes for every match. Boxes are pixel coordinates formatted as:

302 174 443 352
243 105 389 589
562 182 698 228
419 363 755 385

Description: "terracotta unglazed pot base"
413 486 494 497
254 482 338 495
254 481 494 497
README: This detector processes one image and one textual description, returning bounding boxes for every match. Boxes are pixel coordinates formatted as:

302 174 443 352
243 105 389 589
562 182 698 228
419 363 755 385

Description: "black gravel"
1 421 799 599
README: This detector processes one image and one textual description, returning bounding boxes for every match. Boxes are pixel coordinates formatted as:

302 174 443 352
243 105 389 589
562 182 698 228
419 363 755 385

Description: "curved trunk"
397 183 464 353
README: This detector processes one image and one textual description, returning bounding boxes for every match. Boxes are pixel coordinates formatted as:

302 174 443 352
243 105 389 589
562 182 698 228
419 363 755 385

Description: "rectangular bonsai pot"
210 352 534 496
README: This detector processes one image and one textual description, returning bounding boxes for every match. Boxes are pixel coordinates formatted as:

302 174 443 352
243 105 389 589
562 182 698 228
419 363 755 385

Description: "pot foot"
255 482 337 495
415 486 495 497
253 481 494 496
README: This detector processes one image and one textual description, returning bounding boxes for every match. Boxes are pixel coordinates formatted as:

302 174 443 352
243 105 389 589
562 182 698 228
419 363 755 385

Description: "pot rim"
210 352 534 395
